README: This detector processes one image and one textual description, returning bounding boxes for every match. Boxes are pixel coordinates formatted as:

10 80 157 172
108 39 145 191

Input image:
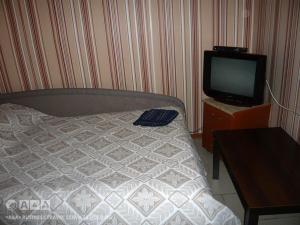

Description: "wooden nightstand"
202 98 271 152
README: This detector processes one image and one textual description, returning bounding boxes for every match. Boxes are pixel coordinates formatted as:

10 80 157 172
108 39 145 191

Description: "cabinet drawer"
202 103 232 152
203 103 232 130
202 99 271 152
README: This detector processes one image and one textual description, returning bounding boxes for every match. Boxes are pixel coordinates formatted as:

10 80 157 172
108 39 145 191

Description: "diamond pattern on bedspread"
88 137 112 150
96 121 116 131
60 149 86 163
154 143 182 158
118 112 137 122
156 169 190 188
0 177 21 191
44 175 76 191
193 190 226 220
0 113 9 124
128 184 164 216
77 160 106 176
0 103 240 225
67 186 101 218
103 213 128 225
46 141 70 154
43 217 65 225
59 124 81 133
4 144 28 156
27 163 56 179
74 131 96 142
0 164 7 174
128 157 159 173
112 128 135 139
14 152 41 167
0 130 17 141
106 147 133 161
169 191 189 208
105 192 123 209
17 114 33 126
182 157 201 172
80 115 104 124
100 172 131 188
164 211 194 225
34 133 56 144
132 135 156 147
154 125 177 135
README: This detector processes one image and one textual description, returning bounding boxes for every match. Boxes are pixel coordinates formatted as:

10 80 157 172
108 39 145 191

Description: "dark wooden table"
213 127 300 225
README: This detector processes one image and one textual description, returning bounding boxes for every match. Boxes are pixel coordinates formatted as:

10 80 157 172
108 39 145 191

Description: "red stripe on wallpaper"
157 0 170 95
0 47 12 93
267 0 280 95
213 0 220 45
166 0 177 97
3 0 31 90
102 0 127 90
158 0 180 97
220 0 226 45
47 0 76 88
17 1 39 89
171 1 177 97
25 0 51 89
243 0 253 49
135 0 150 92
157 1 164 95
255 0 264 53
191 0 200 130
102 0 118 89
113 0 127 90
48 0 67 88
79 0 100 88
278 0 299 128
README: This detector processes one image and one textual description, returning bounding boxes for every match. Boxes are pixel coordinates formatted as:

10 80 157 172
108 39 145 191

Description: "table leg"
213 139 220 179
244 209 258 225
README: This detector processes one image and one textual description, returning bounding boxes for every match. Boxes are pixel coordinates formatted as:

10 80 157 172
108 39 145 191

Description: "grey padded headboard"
0 89 184 117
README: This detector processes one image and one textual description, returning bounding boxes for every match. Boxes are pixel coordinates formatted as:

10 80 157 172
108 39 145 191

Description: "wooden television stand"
202 98 271 152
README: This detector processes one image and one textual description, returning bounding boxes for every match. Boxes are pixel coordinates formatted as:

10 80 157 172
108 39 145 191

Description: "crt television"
203 50 267 106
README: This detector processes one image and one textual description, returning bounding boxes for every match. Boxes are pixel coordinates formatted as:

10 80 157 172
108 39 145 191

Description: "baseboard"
191 132 202 139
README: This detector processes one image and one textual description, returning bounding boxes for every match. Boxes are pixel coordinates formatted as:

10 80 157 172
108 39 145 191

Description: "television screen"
203 50 267 106
210 57 257 97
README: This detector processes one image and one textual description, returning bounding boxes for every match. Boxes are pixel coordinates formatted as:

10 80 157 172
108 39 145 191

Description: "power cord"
265 79 300 117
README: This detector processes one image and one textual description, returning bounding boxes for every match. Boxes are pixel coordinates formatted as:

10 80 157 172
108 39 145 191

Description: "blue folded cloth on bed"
133 109 178 126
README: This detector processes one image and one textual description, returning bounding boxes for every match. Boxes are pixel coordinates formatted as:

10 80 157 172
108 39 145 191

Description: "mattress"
0 103 240 225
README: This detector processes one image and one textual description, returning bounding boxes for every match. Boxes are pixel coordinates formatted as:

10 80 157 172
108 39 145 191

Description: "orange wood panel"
202 100 271 152
202 103 232 151
231 104 271 129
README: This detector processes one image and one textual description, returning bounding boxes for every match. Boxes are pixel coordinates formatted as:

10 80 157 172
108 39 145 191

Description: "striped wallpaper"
0 0 300 141
251 0 300 142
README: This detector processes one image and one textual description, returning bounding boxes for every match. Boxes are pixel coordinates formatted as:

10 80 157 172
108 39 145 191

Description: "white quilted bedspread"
0 103 240 225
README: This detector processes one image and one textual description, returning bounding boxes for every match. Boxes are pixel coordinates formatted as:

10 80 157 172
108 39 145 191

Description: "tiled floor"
193 138 300 225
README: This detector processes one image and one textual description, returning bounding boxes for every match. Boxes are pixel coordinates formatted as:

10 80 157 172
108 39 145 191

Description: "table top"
203 98 249 115
214 127 300 212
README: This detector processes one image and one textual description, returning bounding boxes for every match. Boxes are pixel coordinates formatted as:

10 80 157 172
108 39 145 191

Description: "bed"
0 89 240 225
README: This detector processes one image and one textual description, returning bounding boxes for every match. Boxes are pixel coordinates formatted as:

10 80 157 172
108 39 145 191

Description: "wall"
0 0 299 141
0 0 254 132
252 0 300 142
